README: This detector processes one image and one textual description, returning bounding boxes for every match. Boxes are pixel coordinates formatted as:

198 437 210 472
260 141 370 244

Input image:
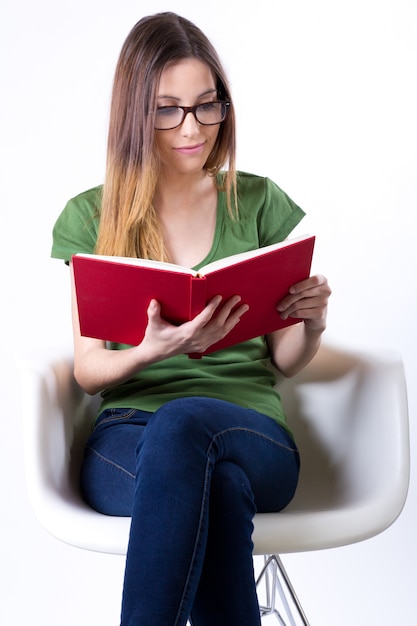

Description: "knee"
143 398 211 444
210 461 256 519
135 398 212 463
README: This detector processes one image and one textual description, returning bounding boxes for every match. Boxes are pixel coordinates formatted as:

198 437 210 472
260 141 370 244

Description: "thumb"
147 299 160 320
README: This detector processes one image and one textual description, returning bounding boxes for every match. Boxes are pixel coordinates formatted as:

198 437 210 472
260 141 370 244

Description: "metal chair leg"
256 554 310 625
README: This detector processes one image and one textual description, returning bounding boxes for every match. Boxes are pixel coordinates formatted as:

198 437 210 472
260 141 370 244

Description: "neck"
154 170 216 215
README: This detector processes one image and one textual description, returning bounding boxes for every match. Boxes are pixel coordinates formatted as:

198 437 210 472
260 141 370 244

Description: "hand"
141 295 249 358
277 275 331 332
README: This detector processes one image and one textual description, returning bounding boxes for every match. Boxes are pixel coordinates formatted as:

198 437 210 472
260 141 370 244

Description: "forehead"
157 58 216 99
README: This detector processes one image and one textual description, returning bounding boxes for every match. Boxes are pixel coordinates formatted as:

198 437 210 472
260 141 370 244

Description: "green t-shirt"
51 172 305 435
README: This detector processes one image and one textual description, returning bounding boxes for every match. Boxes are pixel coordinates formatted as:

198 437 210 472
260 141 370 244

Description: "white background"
1 0 416 624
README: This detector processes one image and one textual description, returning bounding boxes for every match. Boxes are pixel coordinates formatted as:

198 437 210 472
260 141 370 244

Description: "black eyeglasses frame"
154 101 231 130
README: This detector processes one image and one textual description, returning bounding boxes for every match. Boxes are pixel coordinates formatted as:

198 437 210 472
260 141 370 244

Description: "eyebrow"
157 89 217 101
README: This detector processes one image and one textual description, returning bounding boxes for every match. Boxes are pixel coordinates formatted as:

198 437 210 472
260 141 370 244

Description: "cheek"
208 125 220 144
155 133 168 154
154 135 173 165
203 127 220 157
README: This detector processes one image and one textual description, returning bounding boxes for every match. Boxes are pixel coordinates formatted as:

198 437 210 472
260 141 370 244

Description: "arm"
70 263 249 395
266 274 331 378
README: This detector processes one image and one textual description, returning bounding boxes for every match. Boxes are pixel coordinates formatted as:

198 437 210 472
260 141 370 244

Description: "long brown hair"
96 12 237 260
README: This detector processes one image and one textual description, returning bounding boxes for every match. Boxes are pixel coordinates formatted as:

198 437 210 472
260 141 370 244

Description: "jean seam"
93 408 137 432
174 455 212 626
209 426 298 455
85 445 136 479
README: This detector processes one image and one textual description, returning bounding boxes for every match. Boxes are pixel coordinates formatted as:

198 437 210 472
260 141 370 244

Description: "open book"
72 234 315 356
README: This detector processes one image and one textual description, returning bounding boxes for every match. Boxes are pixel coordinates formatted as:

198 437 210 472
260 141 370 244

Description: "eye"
156 106 179 116
198 102 218 112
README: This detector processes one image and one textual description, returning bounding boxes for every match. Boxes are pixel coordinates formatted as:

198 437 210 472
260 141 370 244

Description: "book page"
74 253 198 276
199 234 310 275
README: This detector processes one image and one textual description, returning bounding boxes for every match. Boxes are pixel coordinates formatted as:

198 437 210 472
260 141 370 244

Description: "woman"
51 12 331 626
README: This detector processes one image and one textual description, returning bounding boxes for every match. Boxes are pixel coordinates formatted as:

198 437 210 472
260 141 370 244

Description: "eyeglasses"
154 101 230 130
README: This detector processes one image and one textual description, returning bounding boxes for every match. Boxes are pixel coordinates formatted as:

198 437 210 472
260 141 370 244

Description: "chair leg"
256 555 310 625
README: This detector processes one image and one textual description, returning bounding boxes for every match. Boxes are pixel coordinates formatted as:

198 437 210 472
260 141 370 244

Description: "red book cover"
72 234 315 356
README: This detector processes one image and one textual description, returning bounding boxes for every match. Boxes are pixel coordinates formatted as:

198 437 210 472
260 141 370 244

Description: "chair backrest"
17 343 410 556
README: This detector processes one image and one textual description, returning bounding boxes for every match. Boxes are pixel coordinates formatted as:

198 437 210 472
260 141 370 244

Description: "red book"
72 234 315 356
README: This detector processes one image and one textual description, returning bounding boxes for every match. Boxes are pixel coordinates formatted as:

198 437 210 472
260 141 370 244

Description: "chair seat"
17 343 409 557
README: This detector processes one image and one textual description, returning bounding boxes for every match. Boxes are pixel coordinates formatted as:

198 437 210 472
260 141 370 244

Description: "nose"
180 110 200 134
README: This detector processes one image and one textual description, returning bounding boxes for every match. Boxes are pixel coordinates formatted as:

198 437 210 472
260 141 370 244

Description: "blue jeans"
80 397 300 626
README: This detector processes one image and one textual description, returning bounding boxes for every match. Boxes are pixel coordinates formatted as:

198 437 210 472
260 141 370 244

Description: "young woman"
51 12 331 626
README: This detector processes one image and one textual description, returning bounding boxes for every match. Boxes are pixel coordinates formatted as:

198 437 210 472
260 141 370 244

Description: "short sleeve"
257 177 306 246
51 186 102 263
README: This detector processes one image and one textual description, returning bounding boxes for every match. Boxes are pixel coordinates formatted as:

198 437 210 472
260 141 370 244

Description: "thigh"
80 408 151 516
208 410 300 512
142 397 300 513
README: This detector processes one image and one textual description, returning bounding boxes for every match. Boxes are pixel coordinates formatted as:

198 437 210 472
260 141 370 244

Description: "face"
154 58 221 177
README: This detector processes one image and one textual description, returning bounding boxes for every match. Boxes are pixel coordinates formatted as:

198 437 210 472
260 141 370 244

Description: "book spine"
189 276 207 319
186 277 209 359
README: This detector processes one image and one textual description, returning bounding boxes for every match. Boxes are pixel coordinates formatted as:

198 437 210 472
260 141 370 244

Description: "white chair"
17 343 410 625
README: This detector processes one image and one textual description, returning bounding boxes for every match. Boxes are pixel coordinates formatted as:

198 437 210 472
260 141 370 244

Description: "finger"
195 295 242 328
279 295 327 320
289 274 328 295
200 304 248 348
196 297 248 343
216 302 249 330
279 280 331 312
214 295 245 323
192 295 223 326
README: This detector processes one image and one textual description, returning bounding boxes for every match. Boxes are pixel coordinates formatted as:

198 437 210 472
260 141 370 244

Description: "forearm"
269 273 331 376
73 340 160 396
267 323 324 378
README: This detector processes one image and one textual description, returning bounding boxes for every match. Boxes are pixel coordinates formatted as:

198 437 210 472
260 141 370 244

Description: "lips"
174 143 205 155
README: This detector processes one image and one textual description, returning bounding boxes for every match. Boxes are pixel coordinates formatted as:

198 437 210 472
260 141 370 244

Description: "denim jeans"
80 397 300 626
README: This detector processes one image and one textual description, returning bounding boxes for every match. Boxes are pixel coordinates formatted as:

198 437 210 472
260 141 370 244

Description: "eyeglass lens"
155 102 228 130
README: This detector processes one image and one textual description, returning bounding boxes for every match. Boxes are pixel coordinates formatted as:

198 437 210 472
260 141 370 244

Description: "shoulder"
66 185 103 216
57 185 103 229
235 170 305 224
234 171 306 246
51 185 103 262
235 171 268 199
235 171 298 207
